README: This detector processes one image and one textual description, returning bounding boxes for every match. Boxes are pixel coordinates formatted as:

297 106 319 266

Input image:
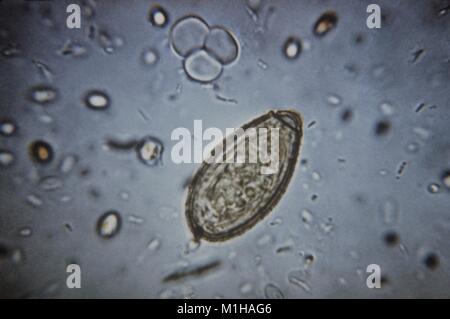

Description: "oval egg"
185 109 303 242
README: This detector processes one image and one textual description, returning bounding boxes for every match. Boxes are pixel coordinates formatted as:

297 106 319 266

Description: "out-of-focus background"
0 0 449 298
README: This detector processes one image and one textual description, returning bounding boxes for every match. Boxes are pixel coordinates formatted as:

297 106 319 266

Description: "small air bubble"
146 237 161 251
283 37 302 60
136 136 164 166
141 48 159 66
184 50 223 83
327 94 341 106
312 171 321 182
405 142 419 154
427 183 440 194
84 90 110 110
0 119 17 136
59 154 77 174
97 211 121 239
149 5 169 28
170 16 209 57
0 150 14 167
29 86 57 104
304 254 315 266
204 27 239 65
423 252 440 270
441 170 450 189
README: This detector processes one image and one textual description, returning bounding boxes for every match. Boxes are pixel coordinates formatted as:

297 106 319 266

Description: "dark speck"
0 243 11 259
307 121 316 128
380 275 389 287
423 252 440 270
89 188 101 199
374 120 390 137
354 33 364 44
341 109 353 123
79 168 91 177
383 231 399 247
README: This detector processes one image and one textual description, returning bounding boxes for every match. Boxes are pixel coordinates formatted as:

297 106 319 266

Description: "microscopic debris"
162 260 221 283
105 137 138 151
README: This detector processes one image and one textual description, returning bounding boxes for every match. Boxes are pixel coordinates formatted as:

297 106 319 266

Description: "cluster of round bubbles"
170 16 239 83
